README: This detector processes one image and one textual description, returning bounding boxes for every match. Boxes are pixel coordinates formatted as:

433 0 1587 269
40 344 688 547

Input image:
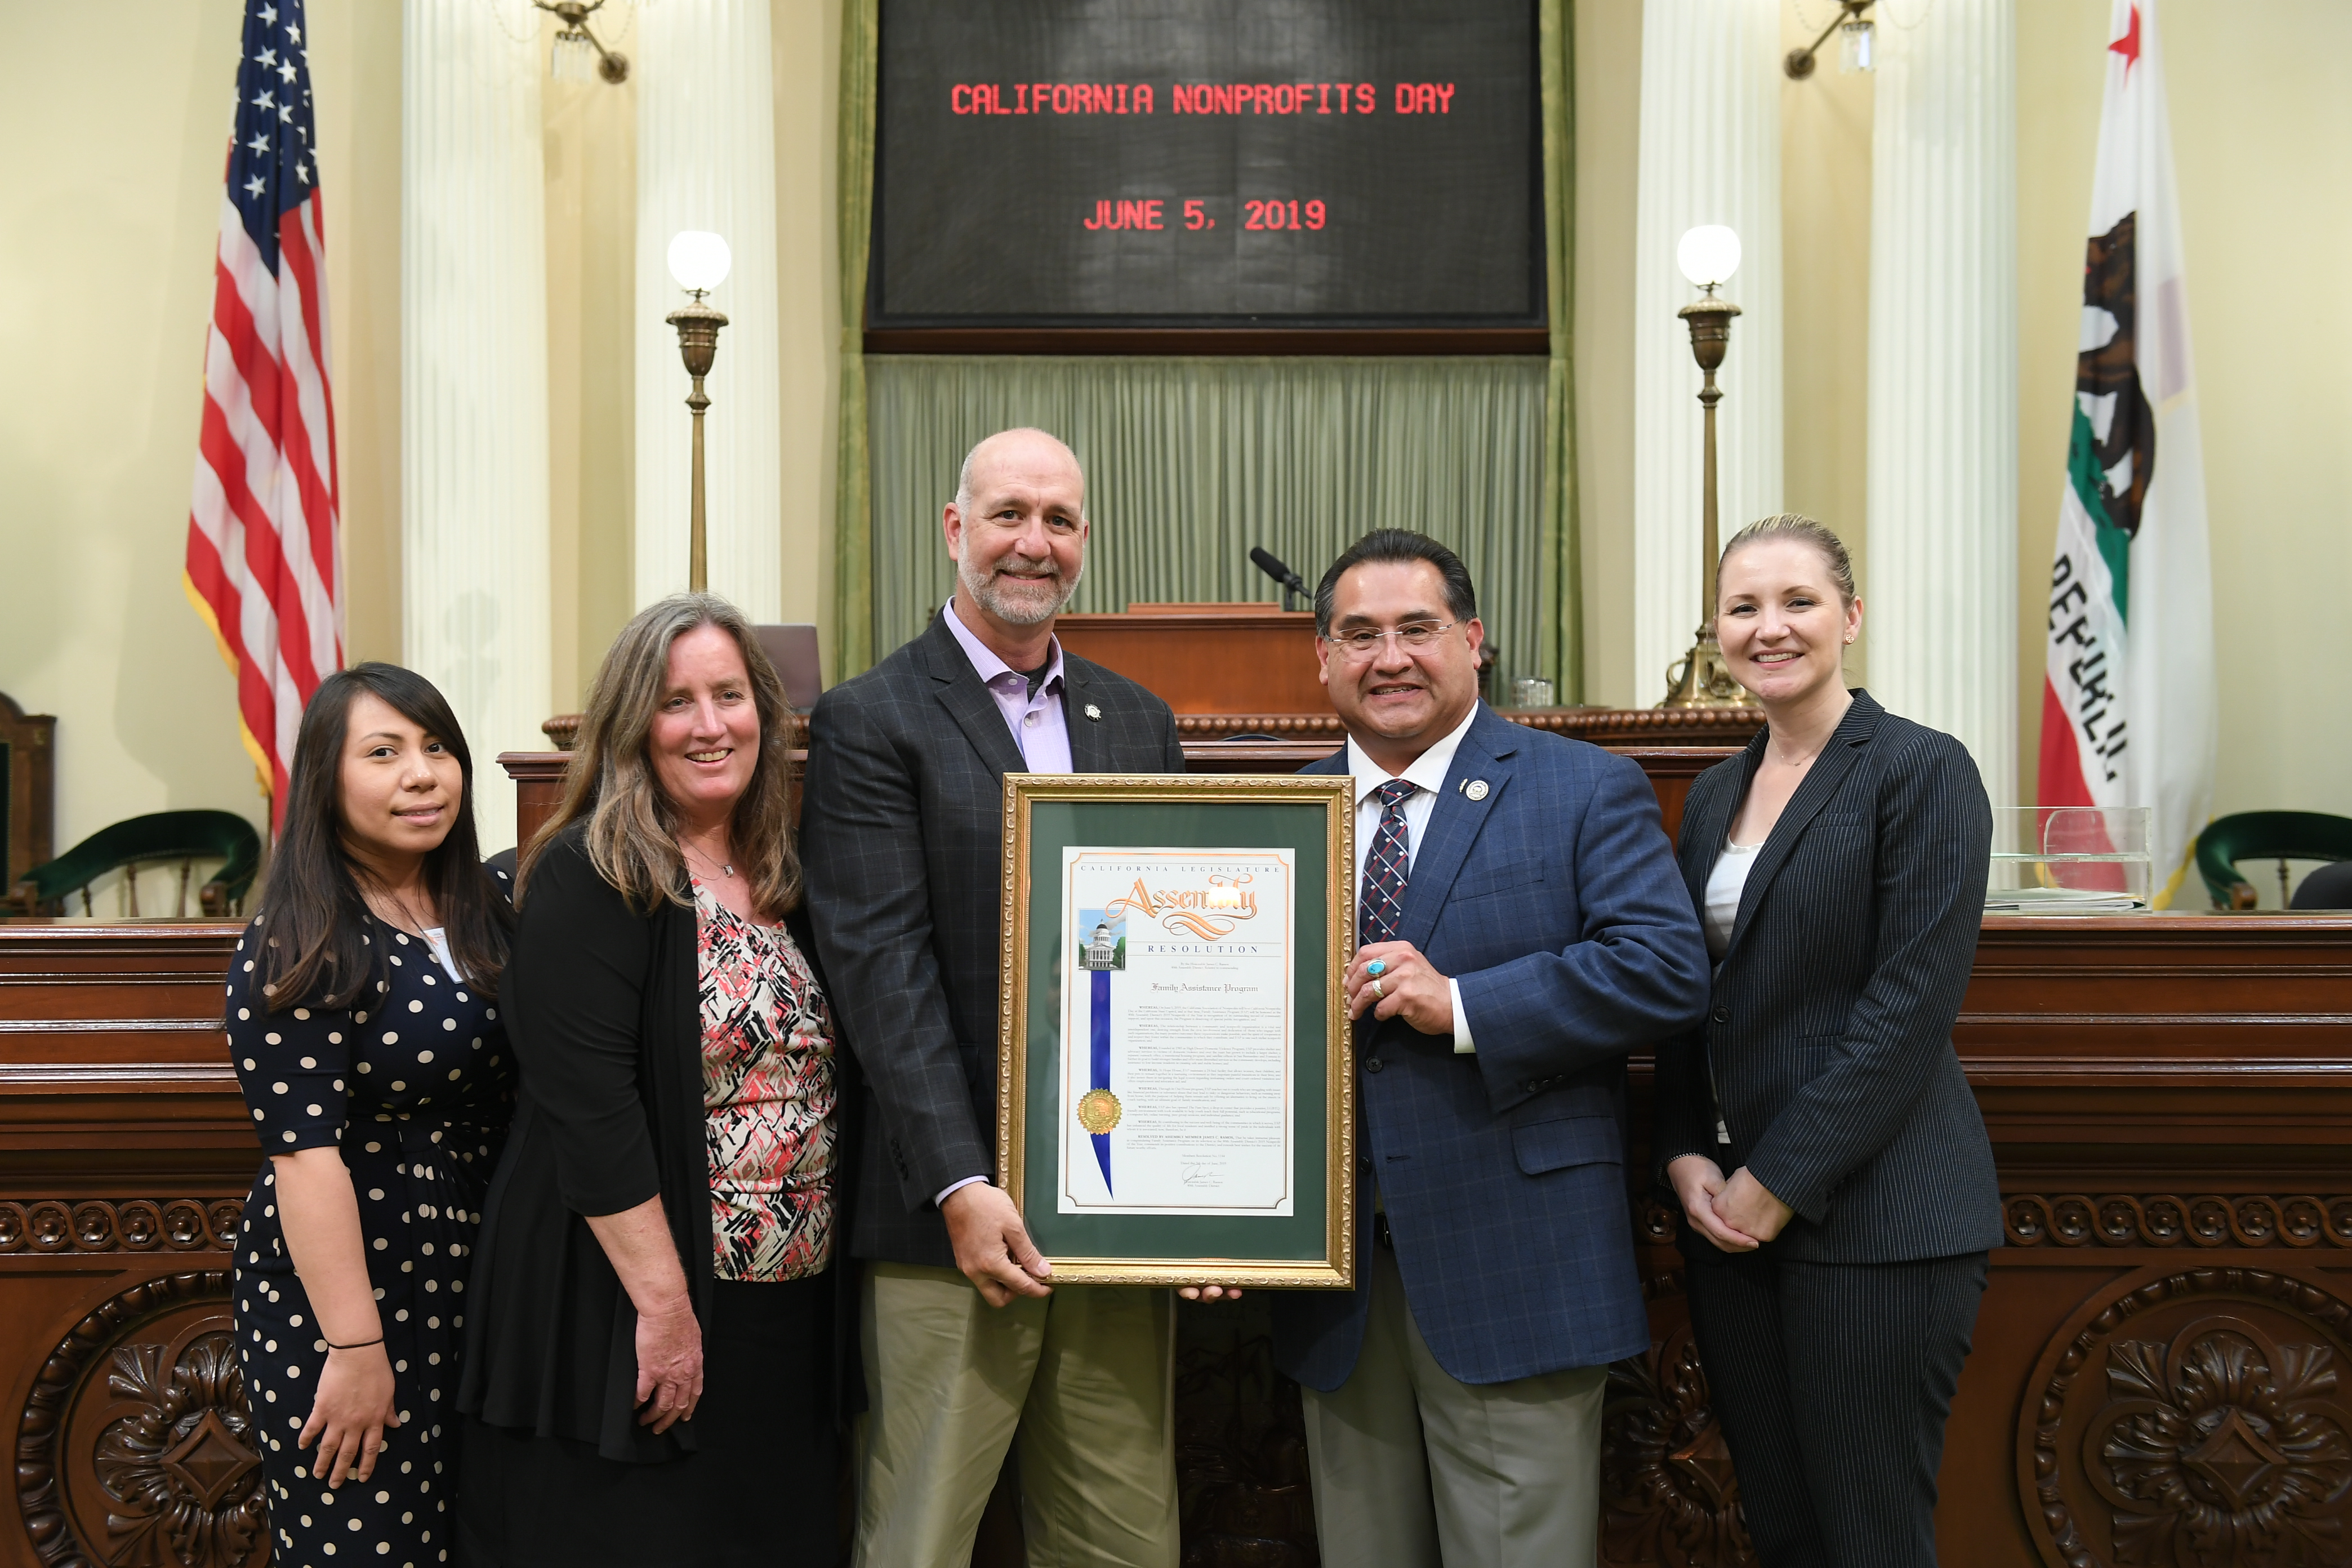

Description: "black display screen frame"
865 0 1549 353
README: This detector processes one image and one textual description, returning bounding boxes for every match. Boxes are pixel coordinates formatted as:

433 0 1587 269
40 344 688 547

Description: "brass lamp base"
665 299 729 594
1659 629 1758 710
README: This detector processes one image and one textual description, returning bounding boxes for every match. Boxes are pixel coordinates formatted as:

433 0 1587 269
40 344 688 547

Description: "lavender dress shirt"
934 599 1073 1206
939 598 1073 772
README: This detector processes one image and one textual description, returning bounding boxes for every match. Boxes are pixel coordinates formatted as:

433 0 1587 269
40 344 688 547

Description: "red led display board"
870 0 1544 347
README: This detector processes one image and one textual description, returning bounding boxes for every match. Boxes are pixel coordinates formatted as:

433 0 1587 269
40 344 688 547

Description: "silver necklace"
682 841 736 879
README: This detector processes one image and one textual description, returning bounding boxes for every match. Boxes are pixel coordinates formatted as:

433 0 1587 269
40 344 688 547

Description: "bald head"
943 427 1089 647
953 427 1086 521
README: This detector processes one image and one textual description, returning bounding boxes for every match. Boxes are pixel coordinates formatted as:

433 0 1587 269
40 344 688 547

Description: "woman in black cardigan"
456 594 858 1567
1651 516 2001 1567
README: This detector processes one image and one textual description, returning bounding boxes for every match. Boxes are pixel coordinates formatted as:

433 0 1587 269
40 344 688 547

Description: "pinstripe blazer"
1651 689 2004 1265
799 611 1186 1268
1272 705 1711 1391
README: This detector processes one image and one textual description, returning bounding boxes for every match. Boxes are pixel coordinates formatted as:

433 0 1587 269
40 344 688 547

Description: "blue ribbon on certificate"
1089 968 1113 1192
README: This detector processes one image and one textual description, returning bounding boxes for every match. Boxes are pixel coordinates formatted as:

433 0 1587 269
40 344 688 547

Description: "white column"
1865 0 2017 803
634 0 782 617
402 0 552 853
1632 0 1784 703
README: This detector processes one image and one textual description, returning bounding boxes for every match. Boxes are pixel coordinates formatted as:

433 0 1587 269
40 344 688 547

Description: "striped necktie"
1360 779 1418 946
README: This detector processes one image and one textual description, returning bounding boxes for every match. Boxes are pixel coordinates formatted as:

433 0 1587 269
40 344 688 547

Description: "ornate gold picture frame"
996 773 1356 1288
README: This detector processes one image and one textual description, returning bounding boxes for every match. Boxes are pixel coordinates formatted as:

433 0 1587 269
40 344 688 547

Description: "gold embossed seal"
1076 1089 1123 1135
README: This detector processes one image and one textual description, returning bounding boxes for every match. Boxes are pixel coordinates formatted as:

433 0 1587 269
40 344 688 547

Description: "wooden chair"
8 810 262 919
2193 810 2352 909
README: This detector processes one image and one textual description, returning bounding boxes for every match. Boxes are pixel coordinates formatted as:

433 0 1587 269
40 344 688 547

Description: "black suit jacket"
1651 690 2004 1264
800 611 1187 1267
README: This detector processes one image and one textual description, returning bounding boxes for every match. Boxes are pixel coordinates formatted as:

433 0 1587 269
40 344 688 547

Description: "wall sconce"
536 0 630 83
666 231 732 594
1660 226 1758 711
1787 0 1876 79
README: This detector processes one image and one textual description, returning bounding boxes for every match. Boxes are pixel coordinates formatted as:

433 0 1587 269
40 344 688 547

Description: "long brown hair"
249 663 514 1012
522 594 801 917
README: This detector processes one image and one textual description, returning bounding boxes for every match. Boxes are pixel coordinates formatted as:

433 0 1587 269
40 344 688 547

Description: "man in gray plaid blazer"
802 429 1199 1568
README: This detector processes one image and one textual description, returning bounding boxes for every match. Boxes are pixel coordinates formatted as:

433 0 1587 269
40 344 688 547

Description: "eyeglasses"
1321 620 1460 658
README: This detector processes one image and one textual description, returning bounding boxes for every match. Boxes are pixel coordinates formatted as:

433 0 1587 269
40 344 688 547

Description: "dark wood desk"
1053 606 1327 719
495 726 1742 854
11 899 2345 1561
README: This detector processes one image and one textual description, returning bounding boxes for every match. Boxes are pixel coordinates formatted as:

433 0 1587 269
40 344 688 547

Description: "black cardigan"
456 825 862 1463
1650 690 2004 1266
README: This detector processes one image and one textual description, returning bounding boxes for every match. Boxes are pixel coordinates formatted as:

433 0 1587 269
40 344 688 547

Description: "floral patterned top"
697 881 838 1281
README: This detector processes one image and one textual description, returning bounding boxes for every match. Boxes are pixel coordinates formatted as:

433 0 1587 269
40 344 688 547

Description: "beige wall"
1572 0 1643 707
542 11 639 713
0 0 837 880
773 0 845 676
0 1 397 865
534 0 841 711
7 0 2338 876
1776 0 1872 684
1579 0 2349 871
2016 0 2352 859
1576 0 1874 708
320 2 407 670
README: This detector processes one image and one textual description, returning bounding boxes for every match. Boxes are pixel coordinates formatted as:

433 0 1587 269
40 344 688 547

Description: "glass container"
1986 805 2153 913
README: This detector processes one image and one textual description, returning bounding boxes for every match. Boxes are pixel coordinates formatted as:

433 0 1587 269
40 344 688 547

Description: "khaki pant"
1300 1245 1608 1568
852 1262 1179 1568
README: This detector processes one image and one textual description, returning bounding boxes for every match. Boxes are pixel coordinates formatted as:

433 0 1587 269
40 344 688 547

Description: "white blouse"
1700 840 1762 1148
1703 840 1761 960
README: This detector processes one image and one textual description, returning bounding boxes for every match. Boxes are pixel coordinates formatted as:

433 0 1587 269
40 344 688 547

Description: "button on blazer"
1651 689 2004 1264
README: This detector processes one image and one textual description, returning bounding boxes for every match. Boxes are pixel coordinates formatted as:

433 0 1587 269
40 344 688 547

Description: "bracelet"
324 1335 384 1351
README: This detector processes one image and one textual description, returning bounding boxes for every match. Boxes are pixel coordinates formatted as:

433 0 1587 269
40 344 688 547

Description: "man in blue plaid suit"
1271 531 1710 1567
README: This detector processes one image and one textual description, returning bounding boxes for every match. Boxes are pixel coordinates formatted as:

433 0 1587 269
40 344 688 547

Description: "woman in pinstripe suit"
1652 515 2002 1567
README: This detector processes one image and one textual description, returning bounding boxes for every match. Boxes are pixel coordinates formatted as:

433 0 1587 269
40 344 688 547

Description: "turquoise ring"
1366 960 1386 977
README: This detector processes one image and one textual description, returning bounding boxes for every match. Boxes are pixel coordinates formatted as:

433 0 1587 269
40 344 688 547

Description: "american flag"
185 0 341 822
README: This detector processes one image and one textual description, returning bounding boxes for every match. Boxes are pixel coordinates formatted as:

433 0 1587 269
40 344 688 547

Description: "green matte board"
1019 799 1333 1262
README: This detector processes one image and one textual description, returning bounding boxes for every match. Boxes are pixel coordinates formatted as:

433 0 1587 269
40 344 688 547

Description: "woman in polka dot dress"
226 664 516 1567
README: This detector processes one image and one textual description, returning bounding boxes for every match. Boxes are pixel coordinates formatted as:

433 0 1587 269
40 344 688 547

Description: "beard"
960 551 1082 627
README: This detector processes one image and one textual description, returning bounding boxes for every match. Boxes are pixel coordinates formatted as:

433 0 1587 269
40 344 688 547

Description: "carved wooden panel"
15 1271 259 1568
2020 1266 2352 1568
1174 1304 1318 1567
0 1201 244 1258
2007 1195 2352 1253
1602 1307 1754 1567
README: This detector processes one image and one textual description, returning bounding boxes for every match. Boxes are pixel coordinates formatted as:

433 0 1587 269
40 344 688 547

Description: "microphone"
1249 546 1311 609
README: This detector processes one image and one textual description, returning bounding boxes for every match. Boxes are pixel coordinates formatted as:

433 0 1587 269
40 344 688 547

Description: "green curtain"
832 0 880 680
865 356 1552 688
1539 0 1583 702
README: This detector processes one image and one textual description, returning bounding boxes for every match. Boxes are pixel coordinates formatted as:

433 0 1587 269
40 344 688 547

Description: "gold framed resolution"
995 773 1356 1288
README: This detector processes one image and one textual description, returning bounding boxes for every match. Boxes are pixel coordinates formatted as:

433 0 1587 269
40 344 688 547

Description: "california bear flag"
2038 0 2215 906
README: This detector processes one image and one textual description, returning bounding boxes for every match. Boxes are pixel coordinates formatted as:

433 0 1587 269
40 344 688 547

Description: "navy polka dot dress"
226 892 515 1568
